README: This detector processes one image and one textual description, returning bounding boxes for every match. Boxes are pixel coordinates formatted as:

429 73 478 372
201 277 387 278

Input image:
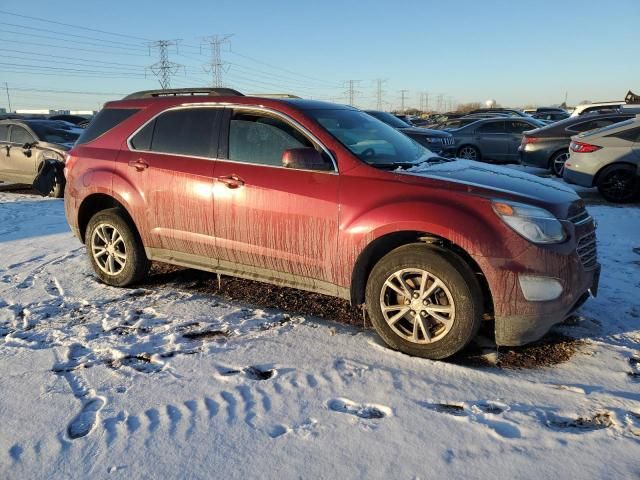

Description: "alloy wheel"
459 147 477 160
379 268 455 344
91 223 127 276
599 170 636 202
552 152 569 177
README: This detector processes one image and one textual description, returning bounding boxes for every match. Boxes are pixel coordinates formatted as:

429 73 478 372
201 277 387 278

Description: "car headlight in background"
492 200 566 244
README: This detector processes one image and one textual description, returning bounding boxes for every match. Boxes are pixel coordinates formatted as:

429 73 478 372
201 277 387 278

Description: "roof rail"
248 93 301 99
123 88 244 100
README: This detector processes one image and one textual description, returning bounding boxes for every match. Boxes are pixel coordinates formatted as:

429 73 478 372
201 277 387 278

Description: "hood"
399 159 579 212
399 127 451 137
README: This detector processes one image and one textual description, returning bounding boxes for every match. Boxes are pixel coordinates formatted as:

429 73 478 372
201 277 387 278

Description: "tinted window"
0 125 8 142
229 111 320 167
608 126 640 142
77 108 139 145
506 121 534 133
571 119 616 133
10 126 34 144
477 121 505 133
151 108 218 157
365 111 411 128
130 121 154 150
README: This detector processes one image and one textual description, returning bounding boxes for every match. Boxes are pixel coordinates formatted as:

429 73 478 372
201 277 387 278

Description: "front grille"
569 209 592 225
576 230 597 269
443 137 454 146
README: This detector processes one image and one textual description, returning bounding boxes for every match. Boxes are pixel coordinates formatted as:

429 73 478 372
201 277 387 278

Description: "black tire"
596 164 639 203
49 164 65 198
365 244 483 360
85 208 150 287
457 145 481 162
549 150 569 177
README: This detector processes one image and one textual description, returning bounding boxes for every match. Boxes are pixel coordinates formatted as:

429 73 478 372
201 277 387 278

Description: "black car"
531 111 570 122
365 110 456 156
519 112 634 176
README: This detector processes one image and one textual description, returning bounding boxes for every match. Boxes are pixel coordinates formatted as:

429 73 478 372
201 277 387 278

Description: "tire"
549 150 569 177
365 244 483 360
596 164 639 203
457 145 481 161
85 208 150 287
48 164 65 198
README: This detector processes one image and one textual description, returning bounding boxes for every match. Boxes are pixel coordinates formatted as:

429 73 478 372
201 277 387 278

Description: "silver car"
0 119 81 197
563 115 640 202
449 117 545 163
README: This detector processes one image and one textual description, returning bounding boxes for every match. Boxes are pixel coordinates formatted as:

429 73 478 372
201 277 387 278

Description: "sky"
0 0 638 112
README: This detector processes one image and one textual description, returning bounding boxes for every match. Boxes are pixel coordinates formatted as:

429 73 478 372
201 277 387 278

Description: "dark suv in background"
519 112 634 176
364 110 456 156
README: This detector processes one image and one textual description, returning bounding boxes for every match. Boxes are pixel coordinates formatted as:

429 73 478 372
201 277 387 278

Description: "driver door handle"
128 158 149 171
217 174 245 189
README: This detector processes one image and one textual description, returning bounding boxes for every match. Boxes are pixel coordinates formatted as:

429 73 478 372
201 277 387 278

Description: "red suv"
64 88 600 359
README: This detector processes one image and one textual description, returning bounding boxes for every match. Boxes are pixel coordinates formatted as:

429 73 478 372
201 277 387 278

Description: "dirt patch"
143 263 584 369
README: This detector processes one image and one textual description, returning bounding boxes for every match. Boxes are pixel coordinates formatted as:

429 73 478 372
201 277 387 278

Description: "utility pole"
374 79 386 110
202 34 233 87
344 80 360 106
147 40 183 89
436 93 444 112
4 82 11 112
400 89 409 113
424 91 429 112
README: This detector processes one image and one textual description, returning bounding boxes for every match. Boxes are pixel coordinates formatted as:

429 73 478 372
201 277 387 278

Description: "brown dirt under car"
143 263 586 369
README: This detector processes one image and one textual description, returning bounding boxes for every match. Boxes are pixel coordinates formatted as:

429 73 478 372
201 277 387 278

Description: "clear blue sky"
1 0 638 111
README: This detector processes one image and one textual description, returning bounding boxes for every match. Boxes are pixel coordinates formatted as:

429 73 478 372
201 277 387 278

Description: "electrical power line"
400 89 409 113
374 79 386 110
344 80 360 106
147 40 184 89
202 34 232 87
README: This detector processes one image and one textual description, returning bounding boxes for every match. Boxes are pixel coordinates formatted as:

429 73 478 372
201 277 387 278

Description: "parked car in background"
519 112 634 176
63 88 599 360
564 115 640 202
449 117 545 162
570 101 624 117
532 111 570 122
48 114 92 128
0 119 81 197
432 113 509 130
468 108 530 118
365 110 456 156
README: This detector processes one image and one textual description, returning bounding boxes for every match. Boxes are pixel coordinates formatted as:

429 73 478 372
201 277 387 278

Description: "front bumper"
494 264 600 345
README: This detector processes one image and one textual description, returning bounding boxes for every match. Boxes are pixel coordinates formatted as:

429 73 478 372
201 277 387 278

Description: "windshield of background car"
307 108 434 166
27 123 81 144
367 111 411 128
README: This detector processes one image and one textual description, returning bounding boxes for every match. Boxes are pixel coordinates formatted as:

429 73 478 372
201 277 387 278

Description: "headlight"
492 200 566 244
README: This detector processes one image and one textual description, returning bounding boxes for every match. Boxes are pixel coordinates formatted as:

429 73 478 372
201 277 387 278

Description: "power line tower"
436 93 444 112
202 34 233 87
344 80 360 106
399 89 409 113
374 79 386 110
147 40 183 89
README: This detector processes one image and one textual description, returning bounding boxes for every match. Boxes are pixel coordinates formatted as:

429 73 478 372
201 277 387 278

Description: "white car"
570 101 624 117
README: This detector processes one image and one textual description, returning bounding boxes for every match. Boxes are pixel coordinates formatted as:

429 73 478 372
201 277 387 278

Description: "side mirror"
281 148 333 171
22 141 37 150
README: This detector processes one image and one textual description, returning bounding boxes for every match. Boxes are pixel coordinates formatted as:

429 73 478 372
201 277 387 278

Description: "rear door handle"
128 159 148 171
217 174 245 189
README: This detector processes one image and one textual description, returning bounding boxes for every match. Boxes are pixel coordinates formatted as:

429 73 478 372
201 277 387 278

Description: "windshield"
307 108 435 167
27 122 81 144
366 110 411 128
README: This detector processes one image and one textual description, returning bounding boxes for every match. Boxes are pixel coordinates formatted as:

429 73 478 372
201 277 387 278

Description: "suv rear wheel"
596 164 639 203
365 244 482 359
86 208 150 286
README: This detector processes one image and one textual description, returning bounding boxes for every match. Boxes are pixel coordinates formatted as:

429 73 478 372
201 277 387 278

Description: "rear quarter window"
76 108 139 145
0 124 8 142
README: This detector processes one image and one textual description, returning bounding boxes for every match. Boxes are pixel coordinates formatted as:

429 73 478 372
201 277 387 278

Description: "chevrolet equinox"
64 88 600 359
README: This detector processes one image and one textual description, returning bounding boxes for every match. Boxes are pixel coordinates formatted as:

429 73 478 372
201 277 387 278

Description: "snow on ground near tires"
0 190 639 480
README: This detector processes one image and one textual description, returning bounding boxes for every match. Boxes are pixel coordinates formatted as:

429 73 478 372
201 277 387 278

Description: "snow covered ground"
0 189 639 479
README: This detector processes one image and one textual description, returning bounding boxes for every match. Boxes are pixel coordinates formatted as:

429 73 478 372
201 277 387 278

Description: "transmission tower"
344 80 360 106
147 40 183 89
202 34 233 87
399 90 409 113
374 79 386 110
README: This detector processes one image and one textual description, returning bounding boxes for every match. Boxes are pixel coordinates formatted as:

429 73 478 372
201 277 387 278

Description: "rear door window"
0 124 8 142
505 121 534 133
77 108 139 145
148 108 220 158
9 126 34 144
477 121 505 133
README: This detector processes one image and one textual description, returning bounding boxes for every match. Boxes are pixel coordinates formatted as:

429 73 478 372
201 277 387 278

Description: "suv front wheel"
365 244 482 359
86 208 150 286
